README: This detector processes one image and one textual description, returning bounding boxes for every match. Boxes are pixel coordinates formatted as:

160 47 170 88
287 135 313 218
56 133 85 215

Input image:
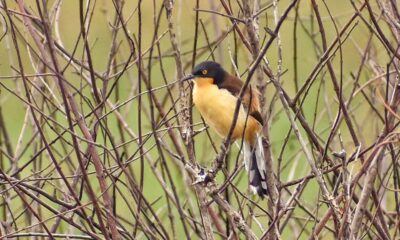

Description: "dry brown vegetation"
0 0 399 239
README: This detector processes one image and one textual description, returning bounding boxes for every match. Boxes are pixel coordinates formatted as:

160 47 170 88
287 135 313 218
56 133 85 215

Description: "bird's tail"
244 135 268 198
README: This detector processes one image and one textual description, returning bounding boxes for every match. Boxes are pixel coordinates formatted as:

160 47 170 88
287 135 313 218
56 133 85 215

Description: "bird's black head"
182 61 226 85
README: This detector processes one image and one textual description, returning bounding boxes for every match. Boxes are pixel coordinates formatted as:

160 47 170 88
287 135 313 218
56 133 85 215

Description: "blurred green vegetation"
0 0 394 239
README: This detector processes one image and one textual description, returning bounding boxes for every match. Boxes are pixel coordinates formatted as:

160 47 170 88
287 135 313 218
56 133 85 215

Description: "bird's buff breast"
192 78 260 142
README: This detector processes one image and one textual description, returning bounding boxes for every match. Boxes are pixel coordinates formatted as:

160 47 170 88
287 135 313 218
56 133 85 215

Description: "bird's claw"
192 168 214 185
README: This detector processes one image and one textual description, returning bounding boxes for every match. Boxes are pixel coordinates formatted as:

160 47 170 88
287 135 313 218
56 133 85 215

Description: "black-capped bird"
183 61 268 197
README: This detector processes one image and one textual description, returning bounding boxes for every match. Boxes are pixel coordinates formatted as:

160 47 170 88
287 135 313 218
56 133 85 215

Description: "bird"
182 61 268 197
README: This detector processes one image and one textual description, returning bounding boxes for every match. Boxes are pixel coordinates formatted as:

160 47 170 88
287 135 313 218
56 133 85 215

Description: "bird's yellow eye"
202 69 208 75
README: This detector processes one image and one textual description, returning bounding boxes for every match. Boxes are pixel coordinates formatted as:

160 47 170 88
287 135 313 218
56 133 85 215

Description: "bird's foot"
192 167 214 185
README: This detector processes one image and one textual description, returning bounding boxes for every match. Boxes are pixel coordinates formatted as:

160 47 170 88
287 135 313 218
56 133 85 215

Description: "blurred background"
0 0 399 239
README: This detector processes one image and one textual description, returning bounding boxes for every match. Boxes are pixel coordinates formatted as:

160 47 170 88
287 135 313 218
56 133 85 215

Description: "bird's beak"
181 74 195 82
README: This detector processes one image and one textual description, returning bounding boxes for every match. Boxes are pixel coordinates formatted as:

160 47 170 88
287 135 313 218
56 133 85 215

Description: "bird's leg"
213 142 228 170
192 141 233 185
207 140 232 181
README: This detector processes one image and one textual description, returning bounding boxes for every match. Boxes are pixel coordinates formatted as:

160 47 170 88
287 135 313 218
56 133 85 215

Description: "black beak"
181 74 195 82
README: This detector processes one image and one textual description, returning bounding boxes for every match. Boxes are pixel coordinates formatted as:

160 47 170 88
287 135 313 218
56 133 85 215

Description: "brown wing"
218 75 264 125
